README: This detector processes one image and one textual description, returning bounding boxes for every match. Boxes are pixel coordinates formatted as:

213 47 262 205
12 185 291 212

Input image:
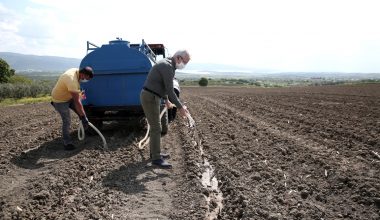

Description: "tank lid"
109 37 130 45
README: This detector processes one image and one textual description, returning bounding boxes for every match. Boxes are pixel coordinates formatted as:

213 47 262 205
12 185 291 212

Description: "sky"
1 0 380 73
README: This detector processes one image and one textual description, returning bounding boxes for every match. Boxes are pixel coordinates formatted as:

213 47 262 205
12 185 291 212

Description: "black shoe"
150 153 171 159
64 144 75 151
152 159 172 169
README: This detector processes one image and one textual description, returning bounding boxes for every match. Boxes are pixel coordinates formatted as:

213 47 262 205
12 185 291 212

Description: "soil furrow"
0 84 379 219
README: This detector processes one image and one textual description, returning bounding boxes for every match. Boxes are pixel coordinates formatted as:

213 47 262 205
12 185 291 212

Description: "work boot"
150 153 171 159
152 159 172 169
64 144 75 151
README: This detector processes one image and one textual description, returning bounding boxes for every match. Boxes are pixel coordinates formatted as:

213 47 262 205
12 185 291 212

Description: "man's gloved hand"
80 115 89 130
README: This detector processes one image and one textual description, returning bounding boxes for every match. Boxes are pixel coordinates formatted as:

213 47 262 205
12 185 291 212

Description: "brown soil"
0 84 379 219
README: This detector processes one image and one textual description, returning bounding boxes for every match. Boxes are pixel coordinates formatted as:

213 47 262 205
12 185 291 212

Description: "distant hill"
185 62 274 73
0 52 261 73
1 52 379 80
0 52 81 72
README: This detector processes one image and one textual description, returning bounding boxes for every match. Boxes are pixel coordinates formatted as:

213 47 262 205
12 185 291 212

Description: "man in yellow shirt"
51 66 93 150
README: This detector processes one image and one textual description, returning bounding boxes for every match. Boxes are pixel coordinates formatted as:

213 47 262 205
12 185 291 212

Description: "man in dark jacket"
140 50 191 168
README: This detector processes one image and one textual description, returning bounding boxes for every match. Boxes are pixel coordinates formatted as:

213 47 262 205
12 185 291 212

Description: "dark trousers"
51 100 79 145
140 90 162 160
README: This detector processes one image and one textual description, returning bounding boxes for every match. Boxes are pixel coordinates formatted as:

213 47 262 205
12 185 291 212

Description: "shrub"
199 77 208 87
0 81 54 100
8 75 33 84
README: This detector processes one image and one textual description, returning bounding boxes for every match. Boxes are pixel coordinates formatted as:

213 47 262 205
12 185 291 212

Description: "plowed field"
0 84 379 219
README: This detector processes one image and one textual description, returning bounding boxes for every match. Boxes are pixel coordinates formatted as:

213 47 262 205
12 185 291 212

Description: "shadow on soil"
102 160 170 195
10 134 92 170
11 118 147 170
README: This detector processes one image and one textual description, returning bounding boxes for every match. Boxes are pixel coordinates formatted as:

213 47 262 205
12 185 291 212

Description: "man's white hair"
173 50 190 59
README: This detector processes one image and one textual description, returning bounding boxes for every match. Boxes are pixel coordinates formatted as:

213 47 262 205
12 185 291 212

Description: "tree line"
0 58 55 100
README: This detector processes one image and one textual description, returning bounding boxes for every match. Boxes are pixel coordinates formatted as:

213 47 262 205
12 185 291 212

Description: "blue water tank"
79 39 154 108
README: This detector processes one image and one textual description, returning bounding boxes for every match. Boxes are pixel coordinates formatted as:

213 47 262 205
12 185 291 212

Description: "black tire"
87 110 104 135
90 119 103 129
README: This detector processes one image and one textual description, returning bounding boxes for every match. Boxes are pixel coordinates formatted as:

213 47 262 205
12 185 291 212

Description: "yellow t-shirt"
51 68 80 102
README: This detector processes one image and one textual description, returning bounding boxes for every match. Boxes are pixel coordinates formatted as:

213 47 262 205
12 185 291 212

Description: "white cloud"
1 0 380 72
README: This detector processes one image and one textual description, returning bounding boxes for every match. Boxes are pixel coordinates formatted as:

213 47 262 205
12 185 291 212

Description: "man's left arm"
70 91 89 128
162 71 182 109
70 91 86 117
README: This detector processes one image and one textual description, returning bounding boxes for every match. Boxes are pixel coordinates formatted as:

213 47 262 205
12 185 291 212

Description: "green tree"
0 58 15 83
199 77 208 87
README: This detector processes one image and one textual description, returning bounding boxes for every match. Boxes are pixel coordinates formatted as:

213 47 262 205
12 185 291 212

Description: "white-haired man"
140 50 191 168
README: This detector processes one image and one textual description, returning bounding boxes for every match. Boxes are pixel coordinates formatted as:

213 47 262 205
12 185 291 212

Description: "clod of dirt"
268 213 281 220
300 190 309 199
32 190 50 200
251 174 261 181
374 197 380 208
